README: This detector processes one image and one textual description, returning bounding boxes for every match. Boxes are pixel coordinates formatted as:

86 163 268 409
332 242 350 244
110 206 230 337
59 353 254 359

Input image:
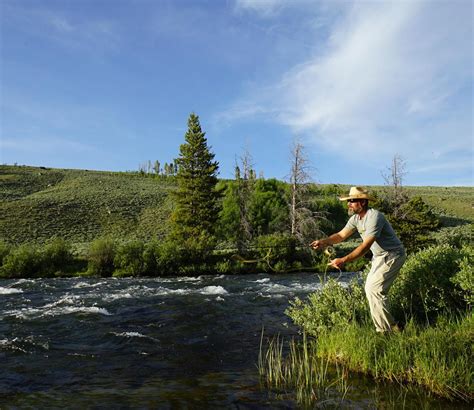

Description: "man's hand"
310 240 324 250
328 258 345 269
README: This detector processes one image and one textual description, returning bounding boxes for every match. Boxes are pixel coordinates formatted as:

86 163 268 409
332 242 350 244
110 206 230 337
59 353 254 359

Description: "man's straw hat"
339 186 375 201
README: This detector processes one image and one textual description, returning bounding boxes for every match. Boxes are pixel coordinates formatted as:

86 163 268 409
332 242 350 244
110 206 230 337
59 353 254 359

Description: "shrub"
87 238 116 277
0 241 12 266
389 245 465 324
1 244 41 278
179 232 216 266
252 233 297 272
143 240 161 276
113 240 145 277
432 224 473 249
41 238 74 276
154 239 182 276
388 196 440 253
215 259 233 274
451 245 474 307
286 277 370 337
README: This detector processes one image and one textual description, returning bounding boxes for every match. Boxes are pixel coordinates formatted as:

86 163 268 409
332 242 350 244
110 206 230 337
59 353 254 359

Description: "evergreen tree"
171 113 220 241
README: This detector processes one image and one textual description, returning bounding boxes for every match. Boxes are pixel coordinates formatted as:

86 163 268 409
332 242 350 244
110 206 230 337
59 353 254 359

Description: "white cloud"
222 0 473 165
234 0 286 17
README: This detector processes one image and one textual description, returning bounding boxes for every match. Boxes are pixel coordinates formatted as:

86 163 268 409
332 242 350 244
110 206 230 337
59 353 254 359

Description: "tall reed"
258 329 348 407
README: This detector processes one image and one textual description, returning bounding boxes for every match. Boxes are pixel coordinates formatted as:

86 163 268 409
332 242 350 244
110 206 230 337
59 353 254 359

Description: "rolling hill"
1 165 472 248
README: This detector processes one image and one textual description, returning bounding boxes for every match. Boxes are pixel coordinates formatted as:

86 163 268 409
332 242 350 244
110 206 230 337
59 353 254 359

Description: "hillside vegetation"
0 165 175 246
1 165 472 249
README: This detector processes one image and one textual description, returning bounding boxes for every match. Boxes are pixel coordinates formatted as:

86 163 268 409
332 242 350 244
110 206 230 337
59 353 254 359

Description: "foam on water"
0 287 23 295
43 306 111 316
73 281 108 289
200 285 228 295
111 332 159 342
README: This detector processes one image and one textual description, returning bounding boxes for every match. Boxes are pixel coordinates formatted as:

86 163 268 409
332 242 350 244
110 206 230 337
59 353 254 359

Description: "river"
0 273 468 408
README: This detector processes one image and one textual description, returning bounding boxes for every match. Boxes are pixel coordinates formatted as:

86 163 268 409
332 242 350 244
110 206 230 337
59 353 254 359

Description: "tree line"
0 113 448 278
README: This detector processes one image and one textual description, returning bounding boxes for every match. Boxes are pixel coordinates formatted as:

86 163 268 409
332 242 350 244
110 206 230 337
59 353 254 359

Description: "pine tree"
171 113 220 242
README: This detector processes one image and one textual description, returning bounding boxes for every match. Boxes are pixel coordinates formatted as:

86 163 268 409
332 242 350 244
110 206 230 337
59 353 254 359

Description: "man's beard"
348 208 354 216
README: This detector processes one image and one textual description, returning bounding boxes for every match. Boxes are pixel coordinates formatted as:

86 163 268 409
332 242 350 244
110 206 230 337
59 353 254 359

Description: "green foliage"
432 224 473 248
216 180 240 243
286 278 369 336
113 240 146 277
0 165 173 245
0 243 41 278
388 196 440 253
171 113 221 241
153 240 182 276
0 241 12 266
389 245 467 323
41 238 74 276
178 232 216 269
252 233 296 272
249 178 288 236
217 178 289 247
86 238 116 277
312 195 347 233
451 245 474 306
315 314 473 400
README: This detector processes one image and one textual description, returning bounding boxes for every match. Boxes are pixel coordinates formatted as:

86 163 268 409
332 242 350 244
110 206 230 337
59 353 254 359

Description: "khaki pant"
365 250 406 332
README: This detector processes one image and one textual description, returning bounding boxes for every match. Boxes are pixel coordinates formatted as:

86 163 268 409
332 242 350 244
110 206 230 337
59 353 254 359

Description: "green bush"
0 241 12 266
142 240 161 276
113 240 145 277
286 277 370 337
432 224 473 248
252 233 297 272
41 238 74 276
1 243 42 278
451 245 474 306
389 245 466 324
389 196 440 253
86 238 116 277
154 239 182 276
215 259 233 274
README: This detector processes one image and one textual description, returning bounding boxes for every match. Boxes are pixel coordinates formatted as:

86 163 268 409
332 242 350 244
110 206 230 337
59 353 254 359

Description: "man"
310 186 406 333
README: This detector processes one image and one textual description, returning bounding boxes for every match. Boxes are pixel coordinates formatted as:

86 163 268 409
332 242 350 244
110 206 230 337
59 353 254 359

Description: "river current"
0 273 467 409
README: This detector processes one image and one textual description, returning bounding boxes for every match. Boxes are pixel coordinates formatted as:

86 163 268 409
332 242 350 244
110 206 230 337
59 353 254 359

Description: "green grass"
258 330 348 407
404 186 474 223
315 315 474 401
1 165 472 250
0 165 175 248
261 315 473 406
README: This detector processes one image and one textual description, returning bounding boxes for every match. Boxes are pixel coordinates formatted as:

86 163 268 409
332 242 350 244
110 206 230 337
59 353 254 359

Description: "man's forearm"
341 239 374 264
324 233 344 246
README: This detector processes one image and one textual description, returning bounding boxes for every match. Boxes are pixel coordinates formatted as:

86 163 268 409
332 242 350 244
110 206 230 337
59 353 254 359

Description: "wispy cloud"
1 2 120 53
221 1 473 166
233 0 286 17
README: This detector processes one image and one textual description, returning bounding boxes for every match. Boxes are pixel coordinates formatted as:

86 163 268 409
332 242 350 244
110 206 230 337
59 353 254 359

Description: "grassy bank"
273 242 474 405
259 315 473 407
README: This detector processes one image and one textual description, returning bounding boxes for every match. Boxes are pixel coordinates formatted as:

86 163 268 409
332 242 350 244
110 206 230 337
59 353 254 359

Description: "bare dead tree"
381 154 409 216
235 148 255 251
288 140 327 244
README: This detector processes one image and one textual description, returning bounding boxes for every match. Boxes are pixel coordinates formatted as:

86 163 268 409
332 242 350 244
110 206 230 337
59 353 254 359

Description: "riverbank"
259 314 473 408
270 242 474 406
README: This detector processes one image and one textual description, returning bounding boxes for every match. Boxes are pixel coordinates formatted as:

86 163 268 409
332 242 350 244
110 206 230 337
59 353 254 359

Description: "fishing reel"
323 246 335 258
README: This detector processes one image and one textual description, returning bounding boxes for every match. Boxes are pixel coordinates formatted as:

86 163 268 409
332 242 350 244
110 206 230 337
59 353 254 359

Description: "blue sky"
1 0 472 186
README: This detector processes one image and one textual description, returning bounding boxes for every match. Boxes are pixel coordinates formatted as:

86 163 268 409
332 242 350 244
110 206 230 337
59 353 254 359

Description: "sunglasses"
347 199 363 203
